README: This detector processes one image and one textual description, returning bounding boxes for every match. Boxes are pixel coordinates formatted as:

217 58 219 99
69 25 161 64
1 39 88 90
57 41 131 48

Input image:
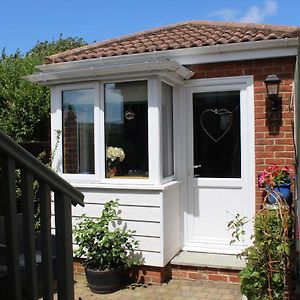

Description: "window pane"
193 91 241 178
62 89 94 174
105 81 148 178
162 83 174 177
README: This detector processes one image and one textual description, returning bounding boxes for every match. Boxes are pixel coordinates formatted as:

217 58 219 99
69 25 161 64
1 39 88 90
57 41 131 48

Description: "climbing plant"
228 200 294 300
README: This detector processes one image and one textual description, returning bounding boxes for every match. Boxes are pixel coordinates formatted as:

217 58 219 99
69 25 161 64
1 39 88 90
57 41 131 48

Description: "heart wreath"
200 108 233 143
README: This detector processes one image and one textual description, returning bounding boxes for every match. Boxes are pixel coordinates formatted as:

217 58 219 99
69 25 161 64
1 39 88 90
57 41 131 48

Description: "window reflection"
62 89 94 174
162 83 174 177
105 81 148 178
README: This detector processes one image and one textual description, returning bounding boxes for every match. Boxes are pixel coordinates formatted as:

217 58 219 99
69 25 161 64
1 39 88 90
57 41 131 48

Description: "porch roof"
45 20 300 65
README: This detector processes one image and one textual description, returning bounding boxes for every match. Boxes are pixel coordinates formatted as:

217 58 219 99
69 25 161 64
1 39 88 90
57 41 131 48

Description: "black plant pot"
85 266 123 294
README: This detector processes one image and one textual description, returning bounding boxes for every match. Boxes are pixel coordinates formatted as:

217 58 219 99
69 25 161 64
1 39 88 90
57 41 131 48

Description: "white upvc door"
184 76 255 254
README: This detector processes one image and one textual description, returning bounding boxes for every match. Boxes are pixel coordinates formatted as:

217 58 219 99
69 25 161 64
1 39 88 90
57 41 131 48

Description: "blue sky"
1 0 299 54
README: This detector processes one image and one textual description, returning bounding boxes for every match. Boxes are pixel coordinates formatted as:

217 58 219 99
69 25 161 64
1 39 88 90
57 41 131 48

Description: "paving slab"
71 275 243 300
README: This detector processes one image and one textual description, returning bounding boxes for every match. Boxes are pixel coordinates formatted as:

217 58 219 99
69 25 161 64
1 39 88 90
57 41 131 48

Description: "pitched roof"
45 20 300 64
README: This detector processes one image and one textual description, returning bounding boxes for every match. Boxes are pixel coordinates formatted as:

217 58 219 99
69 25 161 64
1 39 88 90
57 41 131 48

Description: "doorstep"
171 251 245 270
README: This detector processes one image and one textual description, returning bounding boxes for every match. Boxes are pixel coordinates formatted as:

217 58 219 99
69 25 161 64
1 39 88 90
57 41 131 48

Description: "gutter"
24 59 194 85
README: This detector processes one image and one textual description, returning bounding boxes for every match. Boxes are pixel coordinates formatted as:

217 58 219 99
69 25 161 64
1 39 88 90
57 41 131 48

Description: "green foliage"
228 203 294 299
228 213 248 245
73 199 141 271
0 36 86 142
16 130 62 230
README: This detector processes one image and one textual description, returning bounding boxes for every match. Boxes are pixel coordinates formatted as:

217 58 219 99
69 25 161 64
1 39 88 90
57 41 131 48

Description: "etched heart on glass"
200 109 232 142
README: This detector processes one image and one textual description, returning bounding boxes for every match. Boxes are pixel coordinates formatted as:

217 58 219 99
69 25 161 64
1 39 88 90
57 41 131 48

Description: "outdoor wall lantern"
264 74 281 112
264 74 282 126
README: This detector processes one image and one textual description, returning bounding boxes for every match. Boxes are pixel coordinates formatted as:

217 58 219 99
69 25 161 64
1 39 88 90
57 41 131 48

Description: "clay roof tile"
45 20 300 64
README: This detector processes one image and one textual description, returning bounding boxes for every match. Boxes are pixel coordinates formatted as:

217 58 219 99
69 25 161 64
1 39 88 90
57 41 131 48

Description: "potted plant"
106 146 125 177
73 199 140 294
258 165 293 204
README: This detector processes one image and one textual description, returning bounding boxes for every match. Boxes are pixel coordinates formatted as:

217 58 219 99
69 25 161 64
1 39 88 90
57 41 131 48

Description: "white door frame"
182 75 255 254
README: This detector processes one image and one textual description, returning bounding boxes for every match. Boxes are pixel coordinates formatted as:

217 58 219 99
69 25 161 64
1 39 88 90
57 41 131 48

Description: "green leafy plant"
15 129 62 230
228 201 294 300
73 199 141 271
0 36 86 143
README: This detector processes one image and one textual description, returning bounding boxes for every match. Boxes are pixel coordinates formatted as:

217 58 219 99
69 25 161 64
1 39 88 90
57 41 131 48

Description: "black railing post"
21 169 38 299
0 156 22 300
40 182 54 300
54 192 74 300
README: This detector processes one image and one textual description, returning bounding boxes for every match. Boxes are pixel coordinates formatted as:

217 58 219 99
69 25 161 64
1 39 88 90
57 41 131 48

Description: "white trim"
148 76 162 185
161 79 176 184
185 75 255 88
25 59 193 85
67 180 182 191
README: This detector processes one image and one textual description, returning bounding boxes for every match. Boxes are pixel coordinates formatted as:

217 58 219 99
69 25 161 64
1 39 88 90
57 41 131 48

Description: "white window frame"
51 81 100 183
161 79 176 184
101 77 153 185
51 75 178 186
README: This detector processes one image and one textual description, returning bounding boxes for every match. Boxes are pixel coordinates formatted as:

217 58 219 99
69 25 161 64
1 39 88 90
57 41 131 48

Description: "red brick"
265 159 285 165
188 272 208 280
172 270 188 278
256 158 265 164
275 151 294 158
285 145 295 151
208 274 228 282
228 276 240 283
264 145 285 151
276 138 293 145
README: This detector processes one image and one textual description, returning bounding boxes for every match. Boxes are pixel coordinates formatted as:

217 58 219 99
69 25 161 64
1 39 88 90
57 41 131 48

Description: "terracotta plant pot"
107 167 117 178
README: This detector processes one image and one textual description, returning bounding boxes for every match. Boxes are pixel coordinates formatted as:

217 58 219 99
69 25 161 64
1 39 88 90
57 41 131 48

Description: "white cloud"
239 0 278 23
209 0 278 24
209 8 238 22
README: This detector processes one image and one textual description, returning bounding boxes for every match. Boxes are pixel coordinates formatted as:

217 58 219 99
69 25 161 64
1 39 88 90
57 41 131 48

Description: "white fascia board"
24 59 193 85
166 38 298 64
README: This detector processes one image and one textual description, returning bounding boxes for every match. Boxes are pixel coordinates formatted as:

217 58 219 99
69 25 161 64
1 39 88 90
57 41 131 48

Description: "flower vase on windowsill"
107 167 117 178
106 146 125 178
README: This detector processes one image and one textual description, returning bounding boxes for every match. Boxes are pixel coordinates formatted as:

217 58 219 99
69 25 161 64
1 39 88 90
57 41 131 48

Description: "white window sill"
69 180 181 191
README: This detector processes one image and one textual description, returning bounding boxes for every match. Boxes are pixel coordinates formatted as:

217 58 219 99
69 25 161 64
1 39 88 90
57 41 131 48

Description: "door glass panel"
193 91 241 178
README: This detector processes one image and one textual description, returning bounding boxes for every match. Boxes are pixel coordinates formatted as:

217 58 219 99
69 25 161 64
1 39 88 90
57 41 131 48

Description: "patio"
72 274 243 300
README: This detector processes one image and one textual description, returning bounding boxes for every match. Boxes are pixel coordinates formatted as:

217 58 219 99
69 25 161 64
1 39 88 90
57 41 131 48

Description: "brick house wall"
191 56 296 210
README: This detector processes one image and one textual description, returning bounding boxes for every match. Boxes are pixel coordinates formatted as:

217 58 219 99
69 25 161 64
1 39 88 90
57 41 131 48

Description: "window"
62 89 94 174
104 81 148 178
193 91 241 178
162 83 174 177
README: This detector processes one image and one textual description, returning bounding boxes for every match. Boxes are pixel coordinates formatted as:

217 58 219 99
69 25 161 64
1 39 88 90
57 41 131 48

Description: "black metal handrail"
0 130 84 300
